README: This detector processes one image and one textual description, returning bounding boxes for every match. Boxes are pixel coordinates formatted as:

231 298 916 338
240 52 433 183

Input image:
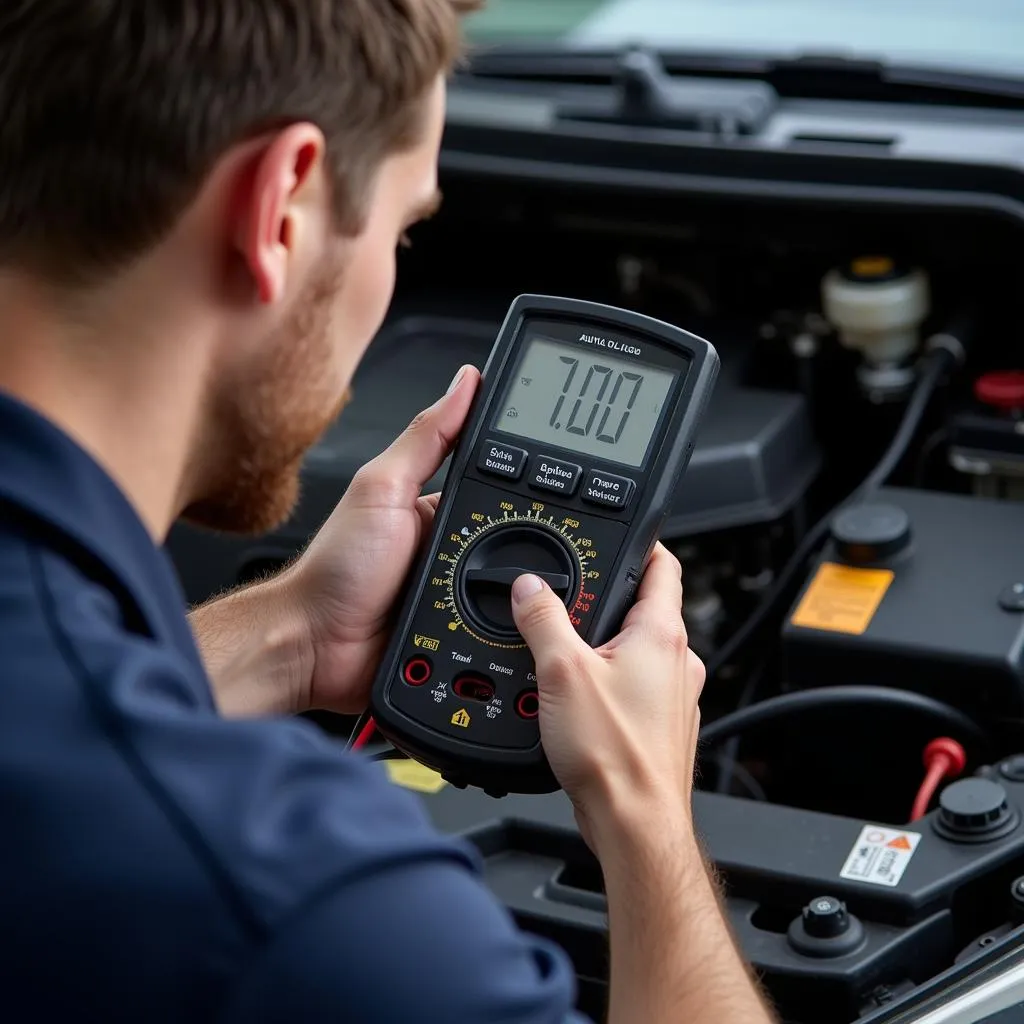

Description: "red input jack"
515 690 540 719
403 657 432 686
910 737 967 821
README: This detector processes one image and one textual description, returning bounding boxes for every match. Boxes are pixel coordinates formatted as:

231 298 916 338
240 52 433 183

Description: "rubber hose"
698 685 989 753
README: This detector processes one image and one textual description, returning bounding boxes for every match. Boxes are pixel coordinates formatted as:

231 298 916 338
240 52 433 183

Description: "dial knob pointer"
464 567 570 592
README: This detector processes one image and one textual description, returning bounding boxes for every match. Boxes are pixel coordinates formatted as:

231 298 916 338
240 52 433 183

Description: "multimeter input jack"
515 690 540 719
452 674 496 703
403 657 433 686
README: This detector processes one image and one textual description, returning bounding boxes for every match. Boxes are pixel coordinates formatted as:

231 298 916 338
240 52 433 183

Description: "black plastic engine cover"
402 758 1024 1024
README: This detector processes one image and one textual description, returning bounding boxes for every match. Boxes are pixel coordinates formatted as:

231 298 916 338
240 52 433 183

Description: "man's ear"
234 124 327 305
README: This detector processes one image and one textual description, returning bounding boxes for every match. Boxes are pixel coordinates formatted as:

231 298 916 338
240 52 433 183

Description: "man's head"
0 0 478 533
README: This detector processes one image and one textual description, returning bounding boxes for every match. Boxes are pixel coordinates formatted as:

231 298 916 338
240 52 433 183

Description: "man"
0 2 774 1022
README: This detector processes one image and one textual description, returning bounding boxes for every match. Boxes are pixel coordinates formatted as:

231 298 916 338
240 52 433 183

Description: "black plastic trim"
441 87 1024 225
441 149 1024 223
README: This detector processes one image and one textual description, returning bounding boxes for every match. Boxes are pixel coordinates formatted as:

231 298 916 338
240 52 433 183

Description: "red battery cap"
974 371 1024 411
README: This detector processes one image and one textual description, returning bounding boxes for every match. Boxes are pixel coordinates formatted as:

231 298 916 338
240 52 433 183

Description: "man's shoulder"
0 521 480 944
0 527 583 1023
0 514 142 648
0 520 119 681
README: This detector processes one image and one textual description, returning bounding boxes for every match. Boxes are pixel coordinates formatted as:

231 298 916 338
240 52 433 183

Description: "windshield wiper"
462 47 778 137
764 52 1024 105
463 44 1024 115
579 48 775 137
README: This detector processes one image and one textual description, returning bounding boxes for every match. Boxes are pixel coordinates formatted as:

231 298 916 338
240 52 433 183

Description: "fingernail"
447 365 468 395
512 574 544 603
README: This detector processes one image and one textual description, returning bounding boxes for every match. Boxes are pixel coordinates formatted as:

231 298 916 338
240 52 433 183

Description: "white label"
586 486 623 505
839 825 921 887
484 457 516 476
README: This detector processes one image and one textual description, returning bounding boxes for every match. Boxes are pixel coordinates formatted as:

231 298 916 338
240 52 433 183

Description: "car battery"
782 487 1024 718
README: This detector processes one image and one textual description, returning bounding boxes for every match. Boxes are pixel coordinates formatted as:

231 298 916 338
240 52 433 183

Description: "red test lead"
911 737 967 822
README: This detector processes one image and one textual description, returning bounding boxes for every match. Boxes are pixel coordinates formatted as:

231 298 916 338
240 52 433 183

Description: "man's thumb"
367 364 479 496
511 574 580 664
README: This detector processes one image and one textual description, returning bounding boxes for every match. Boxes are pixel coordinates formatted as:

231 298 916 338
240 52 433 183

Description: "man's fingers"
619 543 685 641
414 493 441 536
511 575 589 684
352 365 480 504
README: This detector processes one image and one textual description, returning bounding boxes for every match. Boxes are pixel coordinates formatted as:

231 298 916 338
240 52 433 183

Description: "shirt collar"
0 389 203 669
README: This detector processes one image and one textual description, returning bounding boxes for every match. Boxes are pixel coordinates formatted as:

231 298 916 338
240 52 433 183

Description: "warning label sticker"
790 562 895 636
839 825 921 887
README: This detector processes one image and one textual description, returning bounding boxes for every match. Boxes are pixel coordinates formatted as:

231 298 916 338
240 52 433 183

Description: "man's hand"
510 548 776 1023
287 364 480 714
510 544 704 850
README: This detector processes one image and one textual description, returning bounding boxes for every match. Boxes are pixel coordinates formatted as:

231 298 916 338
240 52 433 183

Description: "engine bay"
168 66 1024 1023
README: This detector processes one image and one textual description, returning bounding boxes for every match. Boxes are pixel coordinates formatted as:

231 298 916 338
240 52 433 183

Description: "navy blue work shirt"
0 391 584 1023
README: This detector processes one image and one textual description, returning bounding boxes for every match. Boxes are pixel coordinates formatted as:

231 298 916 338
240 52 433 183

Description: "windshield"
465 0 1024 78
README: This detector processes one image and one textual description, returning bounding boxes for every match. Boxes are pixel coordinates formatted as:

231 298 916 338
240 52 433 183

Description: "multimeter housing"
370 295 719 795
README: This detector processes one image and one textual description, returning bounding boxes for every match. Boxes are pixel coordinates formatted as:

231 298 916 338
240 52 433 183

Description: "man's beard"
181 260 350 536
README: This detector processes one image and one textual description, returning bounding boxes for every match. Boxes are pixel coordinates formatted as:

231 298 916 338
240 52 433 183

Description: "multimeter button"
477 440 528 481
528 455 582 496
582 471 635 510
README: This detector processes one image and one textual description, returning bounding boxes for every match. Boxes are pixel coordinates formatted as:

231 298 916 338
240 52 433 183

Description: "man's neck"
0 272 210 541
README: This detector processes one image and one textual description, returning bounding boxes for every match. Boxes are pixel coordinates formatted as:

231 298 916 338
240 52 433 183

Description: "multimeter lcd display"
492 334 679 468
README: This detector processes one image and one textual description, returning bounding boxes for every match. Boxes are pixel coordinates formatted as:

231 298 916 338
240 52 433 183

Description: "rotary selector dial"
435 502 596 649
456 523 580 641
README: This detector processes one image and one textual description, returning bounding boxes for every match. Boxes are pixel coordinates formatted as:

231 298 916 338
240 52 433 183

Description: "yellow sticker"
385 760 448 794
450 708 471 728
790 562 894 636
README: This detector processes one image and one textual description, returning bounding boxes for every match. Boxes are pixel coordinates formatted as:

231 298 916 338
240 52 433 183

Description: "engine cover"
782 487 1024 717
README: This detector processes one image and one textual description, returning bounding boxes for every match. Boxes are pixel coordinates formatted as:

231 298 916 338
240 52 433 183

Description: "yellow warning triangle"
887 835 912 850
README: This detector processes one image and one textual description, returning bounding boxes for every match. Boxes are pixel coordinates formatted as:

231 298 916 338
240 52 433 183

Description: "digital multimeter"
369 295 719 795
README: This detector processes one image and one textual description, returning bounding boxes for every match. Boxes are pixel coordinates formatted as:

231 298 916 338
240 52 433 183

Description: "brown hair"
0 0 481 285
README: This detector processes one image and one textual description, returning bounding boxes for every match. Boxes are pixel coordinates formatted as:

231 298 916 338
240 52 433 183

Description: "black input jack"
403 657 432 686
516 689 540 719
452 674 496 703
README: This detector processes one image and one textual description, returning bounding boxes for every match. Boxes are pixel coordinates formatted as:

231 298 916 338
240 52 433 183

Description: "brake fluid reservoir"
822 257 930 399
